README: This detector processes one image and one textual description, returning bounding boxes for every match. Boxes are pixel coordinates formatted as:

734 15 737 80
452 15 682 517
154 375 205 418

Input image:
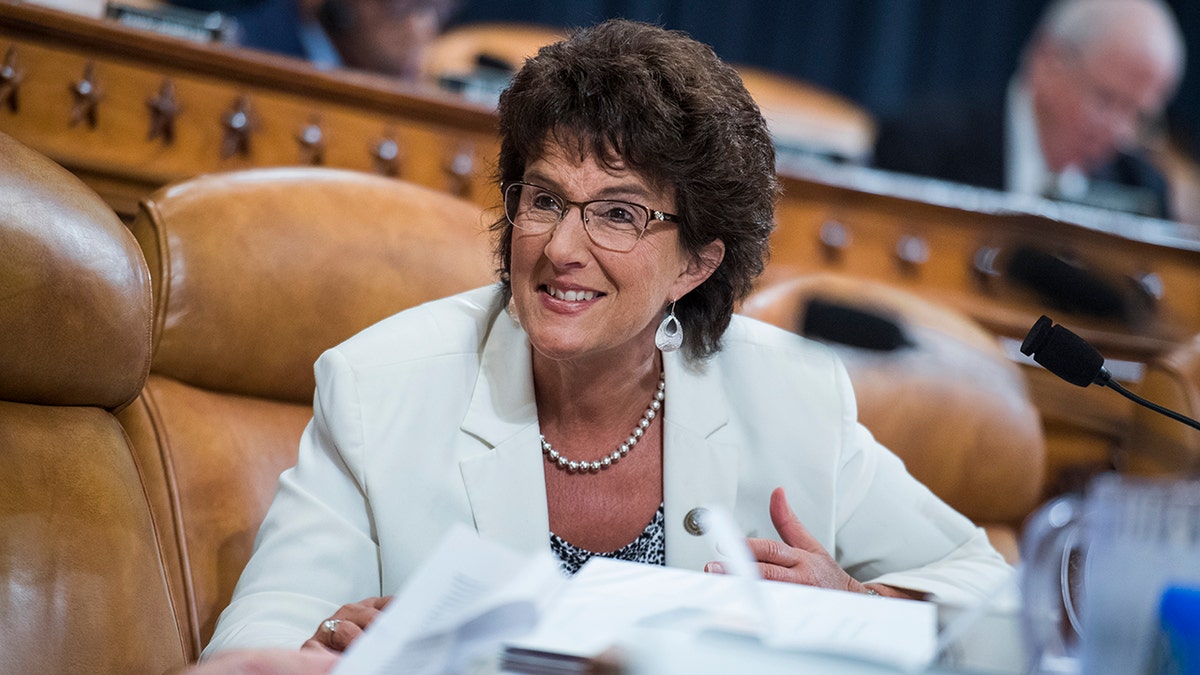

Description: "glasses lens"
505 183 561 232
583 201 649 251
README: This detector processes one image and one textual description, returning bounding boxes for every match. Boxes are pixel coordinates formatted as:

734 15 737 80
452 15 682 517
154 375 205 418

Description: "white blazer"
204 286 1010 655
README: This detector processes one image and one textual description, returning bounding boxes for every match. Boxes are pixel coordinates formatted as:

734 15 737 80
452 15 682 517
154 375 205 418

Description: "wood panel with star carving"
0 1 499 216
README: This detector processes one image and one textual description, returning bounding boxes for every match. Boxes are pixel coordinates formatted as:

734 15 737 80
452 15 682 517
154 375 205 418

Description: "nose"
543 204 591 264
1087 98 1144 152
1109 114 1141 150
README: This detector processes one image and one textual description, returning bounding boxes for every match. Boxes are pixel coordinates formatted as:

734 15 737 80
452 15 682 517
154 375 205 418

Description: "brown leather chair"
422 22 564 83
116 167 496 658
741 273 1046 562
0 132 188 673
1121 333 1200 476
736 66 877 165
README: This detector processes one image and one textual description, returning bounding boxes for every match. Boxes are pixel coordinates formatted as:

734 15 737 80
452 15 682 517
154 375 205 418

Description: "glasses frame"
502 181 681 253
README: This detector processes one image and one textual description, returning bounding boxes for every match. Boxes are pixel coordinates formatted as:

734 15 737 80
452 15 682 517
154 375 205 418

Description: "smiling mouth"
543 284 601 302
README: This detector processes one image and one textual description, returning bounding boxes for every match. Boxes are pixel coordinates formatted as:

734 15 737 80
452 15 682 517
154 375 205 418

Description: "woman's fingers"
768 487 822 553
307 596 393 652
325 617 365 652
756 561 813 585
745 536 805 568
711 488 857 592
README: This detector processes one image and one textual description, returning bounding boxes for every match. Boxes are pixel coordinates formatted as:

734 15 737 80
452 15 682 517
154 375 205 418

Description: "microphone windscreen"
1020 315 1053 357
1028 322 1105 387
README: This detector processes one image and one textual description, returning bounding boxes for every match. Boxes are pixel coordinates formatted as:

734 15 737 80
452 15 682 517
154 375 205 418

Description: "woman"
204 18 1009 658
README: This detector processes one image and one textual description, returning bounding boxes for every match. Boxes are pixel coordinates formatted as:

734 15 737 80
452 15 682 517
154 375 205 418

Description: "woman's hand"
706 487 901 596
301 596 392 653
744 487 867 592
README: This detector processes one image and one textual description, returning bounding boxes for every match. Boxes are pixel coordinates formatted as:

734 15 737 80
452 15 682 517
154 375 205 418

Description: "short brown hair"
490 18 779 360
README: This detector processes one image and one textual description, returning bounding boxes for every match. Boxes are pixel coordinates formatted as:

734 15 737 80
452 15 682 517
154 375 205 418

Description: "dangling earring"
655 300 683 352
505 293 521 327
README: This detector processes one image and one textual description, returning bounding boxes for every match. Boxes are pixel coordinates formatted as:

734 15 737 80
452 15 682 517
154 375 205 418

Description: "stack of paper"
334 523 938 674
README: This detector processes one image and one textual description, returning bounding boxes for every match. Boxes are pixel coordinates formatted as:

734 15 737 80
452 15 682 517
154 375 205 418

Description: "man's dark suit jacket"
872 92 1172 219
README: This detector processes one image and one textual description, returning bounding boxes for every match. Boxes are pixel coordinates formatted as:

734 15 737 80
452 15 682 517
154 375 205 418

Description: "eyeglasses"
502 181 681 253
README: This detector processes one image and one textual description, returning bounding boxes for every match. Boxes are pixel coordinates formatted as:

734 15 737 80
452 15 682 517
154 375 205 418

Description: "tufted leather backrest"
742 273 1046 560
117 167 496 657
0 132 188 673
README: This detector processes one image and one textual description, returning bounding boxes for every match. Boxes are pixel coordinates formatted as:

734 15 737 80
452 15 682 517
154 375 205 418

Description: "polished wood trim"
772 159 1200 363
779 155 1200 253
0 1 497 131
0 1 503 214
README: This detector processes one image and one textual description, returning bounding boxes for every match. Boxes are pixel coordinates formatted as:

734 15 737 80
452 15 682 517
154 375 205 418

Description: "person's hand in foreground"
184 648 337 674
302 595 392 653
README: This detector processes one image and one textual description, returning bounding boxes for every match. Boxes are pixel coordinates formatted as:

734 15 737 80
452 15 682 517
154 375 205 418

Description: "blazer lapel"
458 308 550 555
456 307 742 568
661 351 739 570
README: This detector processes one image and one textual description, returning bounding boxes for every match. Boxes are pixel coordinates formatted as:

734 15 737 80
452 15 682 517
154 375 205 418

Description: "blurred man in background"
313 0 459 78
170 0 459 78
874 0 1185 219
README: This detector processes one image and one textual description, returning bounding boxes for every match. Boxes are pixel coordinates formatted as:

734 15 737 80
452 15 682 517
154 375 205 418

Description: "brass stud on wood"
818 219 851 262
220 94 257 159
1129 269 1164 304
371 132 402 177
895 233 930 273
972 245 1003 290
445 142 474 197
146 78 180 144
69 61 102 129
296 115 325 165
0 46 24 113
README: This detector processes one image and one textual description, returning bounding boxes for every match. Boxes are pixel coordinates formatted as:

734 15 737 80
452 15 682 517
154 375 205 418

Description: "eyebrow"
522 169 655 203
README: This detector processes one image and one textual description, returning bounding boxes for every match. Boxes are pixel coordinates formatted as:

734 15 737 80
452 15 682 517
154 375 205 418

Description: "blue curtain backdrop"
448 0 1200 155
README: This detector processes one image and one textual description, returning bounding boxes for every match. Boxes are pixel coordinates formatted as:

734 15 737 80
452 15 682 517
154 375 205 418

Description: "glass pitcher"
1020 473 1200 674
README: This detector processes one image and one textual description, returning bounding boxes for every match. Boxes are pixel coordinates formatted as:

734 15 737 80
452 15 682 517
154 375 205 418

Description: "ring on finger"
323 618 342 635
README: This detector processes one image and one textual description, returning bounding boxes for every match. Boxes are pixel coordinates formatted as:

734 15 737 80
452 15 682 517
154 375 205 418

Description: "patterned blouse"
549 502 666 576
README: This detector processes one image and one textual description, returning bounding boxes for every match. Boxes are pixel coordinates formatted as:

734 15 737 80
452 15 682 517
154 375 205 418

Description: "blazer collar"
459 306 549 554
458 305 740 568
661 348 729 440
661 348 739 570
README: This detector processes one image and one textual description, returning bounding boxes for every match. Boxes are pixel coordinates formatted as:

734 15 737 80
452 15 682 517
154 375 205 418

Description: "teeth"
547 286 596 302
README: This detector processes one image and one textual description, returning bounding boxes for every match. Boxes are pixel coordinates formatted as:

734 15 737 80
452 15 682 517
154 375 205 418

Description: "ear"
673 238 726 299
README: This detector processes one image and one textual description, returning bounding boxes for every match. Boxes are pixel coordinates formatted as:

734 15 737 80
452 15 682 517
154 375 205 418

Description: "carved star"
220 94 257 159
296 116 325 165
0 47 24 113
371 132 403 177
69 62 103 128
445 143 475 197
146 78 180 144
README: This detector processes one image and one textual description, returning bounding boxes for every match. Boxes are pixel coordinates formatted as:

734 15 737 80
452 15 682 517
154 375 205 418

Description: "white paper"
511 558 937 673
335 517 936 674
332 524 563 675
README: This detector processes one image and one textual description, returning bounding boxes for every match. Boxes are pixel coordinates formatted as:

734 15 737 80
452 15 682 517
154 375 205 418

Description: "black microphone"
1021 315 1200 432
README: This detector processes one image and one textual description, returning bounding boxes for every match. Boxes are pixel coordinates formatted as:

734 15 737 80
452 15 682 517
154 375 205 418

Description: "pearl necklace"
541 375 665 473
